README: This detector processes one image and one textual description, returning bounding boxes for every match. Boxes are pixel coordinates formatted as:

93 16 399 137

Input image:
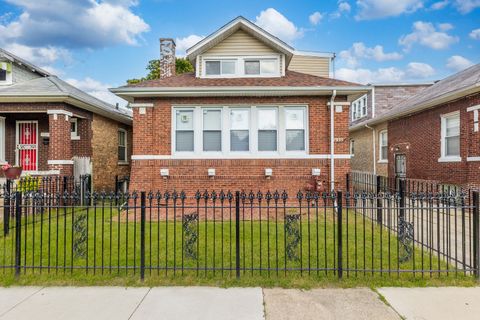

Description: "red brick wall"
129 95 351 194
388 93 480 189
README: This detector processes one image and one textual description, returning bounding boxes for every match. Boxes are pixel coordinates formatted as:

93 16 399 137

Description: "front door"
395 154 406 179
16 121 38 171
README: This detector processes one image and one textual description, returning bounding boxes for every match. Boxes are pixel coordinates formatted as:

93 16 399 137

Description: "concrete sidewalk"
0 286 478 319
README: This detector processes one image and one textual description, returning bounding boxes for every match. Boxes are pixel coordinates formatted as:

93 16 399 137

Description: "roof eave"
111 86 369 99
185 17 294 62
0 93 132 125
348 83 480 131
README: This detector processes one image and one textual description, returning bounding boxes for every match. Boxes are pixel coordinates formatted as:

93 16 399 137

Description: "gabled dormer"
0 48 51 86
186 17 293 78
184 16 333 79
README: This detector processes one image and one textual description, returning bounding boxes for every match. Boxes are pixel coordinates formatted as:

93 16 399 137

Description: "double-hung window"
257 108 278 151
205 60 236 76
175 109 194 152
441 112 460 160
230 109 249 151
203 109 222 152
285 107 306 151
118 129 127 163
379 130 388 162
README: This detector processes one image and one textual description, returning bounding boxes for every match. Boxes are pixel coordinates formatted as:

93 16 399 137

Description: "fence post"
376 175 383 224
4 179 11 236
399 179 406 220
235 191 241 279
337 191 343 279
473 191 480 280
14 192 22 278
140 191 146 281
114 175 119 206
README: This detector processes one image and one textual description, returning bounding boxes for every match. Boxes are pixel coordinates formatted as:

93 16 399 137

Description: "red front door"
17 121 38 171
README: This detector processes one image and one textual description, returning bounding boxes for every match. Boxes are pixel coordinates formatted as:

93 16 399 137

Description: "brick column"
47 110 73 175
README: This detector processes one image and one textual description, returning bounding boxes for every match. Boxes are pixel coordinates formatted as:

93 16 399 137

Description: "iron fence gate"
1 186 479 280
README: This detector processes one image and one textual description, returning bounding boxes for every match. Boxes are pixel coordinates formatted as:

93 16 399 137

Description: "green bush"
17 175 40 193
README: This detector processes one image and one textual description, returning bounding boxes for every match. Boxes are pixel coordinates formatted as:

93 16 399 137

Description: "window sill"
438 156 462 163
71 135 80 141
377 160 388 164
118 161 129 166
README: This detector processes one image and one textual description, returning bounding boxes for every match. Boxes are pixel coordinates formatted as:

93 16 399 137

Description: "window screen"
230 109 249 151
203 109 222 151
175 110 194 152
445 115 460 156
258 109 277 151
285 108 305 151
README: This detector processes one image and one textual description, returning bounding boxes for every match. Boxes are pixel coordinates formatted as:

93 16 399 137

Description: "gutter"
365 124 376 175
330 90 337 191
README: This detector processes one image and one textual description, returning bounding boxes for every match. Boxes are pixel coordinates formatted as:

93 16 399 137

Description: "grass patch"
0 205 476 288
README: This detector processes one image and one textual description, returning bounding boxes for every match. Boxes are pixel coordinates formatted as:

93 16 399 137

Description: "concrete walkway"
0 286 478 319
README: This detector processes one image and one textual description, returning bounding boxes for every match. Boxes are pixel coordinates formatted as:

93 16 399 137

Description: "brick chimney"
159 38 176 79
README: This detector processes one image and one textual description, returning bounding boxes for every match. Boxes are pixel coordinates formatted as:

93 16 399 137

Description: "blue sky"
0 0 479 106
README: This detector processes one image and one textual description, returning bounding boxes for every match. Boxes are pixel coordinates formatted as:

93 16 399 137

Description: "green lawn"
0 205 476 288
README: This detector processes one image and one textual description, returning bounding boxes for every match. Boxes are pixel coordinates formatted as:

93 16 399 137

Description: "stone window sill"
438 156 462 163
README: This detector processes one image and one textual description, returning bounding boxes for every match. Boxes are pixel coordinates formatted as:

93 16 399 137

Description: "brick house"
352 64 480 189
0 48 132 190
111 16 368 194
349 83 431 176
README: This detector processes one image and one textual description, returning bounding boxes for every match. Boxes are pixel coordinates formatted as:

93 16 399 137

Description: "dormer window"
205 60 236 76
0 62 12 85
245 59 276 75
201 56 281 78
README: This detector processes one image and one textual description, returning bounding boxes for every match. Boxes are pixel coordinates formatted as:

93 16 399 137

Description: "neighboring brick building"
112 16 368 194
353 64 480 189
349 83 432 176
0 48 132 191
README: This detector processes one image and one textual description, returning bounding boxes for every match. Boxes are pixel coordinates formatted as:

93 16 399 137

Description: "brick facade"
0 102 132 190
387 92 480 189
129 95 351 194
91 114 132 191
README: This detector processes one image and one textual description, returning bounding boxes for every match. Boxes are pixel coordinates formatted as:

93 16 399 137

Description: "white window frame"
118 128 128 164
378 130 388 163
284 106 307 152
0 62 13 86
201 55 281 78
229 107 251 153
351 94 368 121
0 117 5 164
70 118 80 140
171 105 308 158
439 111 461 162
204 59 237 77
201 107 223 153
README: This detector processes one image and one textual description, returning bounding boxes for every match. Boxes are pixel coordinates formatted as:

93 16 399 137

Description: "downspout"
330 90 337 191
365 124 376 175
371 86 375 118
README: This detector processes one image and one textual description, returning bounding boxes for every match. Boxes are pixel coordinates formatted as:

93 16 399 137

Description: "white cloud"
66 77 128 107
453 0 480 13
309 11 323 25
339 42 403 67
470 28 480 40
399 21 459 51
406 62 435 77
430 0 449 10
254 8 303 43
339 1 352 12
175 35 205 56
355 0 423 20
438 23 453 31
336 62 435 84
446 55 474 71
0 0 149 49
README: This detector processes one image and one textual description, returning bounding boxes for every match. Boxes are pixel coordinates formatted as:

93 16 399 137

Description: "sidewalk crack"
128 287 151 320
0 287 44 318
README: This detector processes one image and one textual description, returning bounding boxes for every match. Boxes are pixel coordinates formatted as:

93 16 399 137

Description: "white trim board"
132 154 351 160
47 160 74 165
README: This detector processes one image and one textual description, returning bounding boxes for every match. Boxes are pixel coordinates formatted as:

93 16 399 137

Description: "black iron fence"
1 186 479 280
